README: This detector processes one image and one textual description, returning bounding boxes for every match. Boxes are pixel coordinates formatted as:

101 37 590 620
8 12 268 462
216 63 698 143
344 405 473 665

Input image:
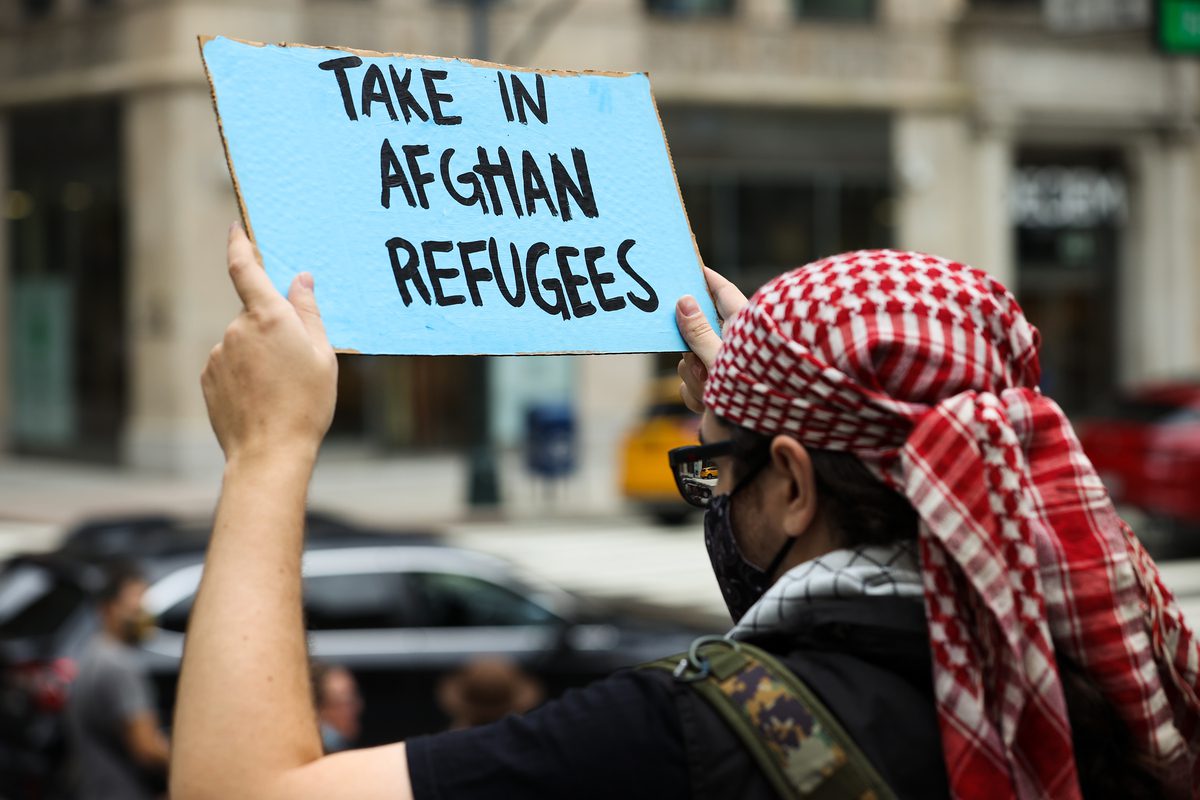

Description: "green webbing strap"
642 636 896 800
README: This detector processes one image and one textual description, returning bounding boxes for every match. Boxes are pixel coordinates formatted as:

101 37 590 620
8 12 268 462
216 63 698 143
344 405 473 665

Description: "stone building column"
893 108 1015 284
1123 132 1200 385
121 85 241 475
967 121 1016 289
892 110 973 263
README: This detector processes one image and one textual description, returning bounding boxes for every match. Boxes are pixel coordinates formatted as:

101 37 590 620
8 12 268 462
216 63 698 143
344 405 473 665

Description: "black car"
0 514 710 796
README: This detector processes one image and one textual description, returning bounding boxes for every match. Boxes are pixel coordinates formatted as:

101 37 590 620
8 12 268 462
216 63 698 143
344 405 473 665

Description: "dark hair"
728 424 918 548
96 560 145 606
727 422 1163 796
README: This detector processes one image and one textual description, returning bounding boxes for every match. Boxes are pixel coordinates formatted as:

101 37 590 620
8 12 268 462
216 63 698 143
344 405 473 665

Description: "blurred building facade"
1 0 1197 513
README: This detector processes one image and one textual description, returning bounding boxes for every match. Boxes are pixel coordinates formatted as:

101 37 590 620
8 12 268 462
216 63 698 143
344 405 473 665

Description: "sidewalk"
0 450 469 556
0 449 638 554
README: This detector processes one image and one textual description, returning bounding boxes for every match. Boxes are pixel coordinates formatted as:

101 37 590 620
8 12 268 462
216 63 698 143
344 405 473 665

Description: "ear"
767 436 819 538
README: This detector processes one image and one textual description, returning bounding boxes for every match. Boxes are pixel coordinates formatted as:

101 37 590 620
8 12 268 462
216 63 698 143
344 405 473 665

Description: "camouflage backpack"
642 636 897 800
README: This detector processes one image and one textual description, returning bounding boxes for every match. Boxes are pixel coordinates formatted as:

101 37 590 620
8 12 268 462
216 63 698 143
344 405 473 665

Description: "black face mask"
704 487 798 623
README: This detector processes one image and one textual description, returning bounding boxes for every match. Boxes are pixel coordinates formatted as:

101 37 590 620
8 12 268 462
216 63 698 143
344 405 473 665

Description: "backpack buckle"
672 635 740 683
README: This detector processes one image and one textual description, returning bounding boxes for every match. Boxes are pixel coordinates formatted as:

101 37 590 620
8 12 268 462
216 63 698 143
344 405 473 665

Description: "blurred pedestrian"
64 561 169 800
437 657 543 730
168 226 1200 800
311 662 363 753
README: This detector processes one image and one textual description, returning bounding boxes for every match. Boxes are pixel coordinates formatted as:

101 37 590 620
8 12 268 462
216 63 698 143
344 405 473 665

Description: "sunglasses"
667 441 733 509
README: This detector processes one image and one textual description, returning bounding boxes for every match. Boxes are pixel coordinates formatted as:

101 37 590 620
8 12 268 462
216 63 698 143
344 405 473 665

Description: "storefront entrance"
7 102 125 461
1013 149 1126 416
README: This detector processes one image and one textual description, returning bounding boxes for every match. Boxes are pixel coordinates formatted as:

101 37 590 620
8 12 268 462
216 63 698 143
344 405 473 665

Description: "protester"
169 226 1200 799
437 657 544 730
311 662 363 753
65 562 169 800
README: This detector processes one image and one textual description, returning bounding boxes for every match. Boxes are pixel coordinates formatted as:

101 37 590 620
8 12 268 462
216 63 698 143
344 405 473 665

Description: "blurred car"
620 375 701 524
1078 382 1200 532
0 553 101 799
0 513 708 793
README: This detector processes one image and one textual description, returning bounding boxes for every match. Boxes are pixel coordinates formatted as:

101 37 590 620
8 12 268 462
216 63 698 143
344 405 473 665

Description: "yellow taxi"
619 376 701 524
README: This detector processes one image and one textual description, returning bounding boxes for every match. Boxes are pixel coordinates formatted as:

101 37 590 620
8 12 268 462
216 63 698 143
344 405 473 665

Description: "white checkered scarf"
728 542 924 639
703 250 1200 799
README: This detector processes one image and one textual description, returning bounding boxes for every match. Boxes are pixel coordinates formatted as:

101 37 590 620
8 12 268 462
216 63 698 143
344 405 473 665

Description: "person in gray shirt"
65 562 169 800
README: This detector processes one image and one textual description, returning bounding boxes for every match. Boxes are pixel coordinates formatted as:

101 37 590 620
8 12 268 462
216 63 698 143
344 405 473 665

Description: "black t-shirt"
407 670 689 800
406 598 949 800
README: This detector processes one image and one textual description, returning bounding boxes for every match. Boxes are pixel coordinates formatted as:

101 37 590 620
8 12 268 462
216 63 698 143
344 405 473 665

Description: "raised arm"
170 224 412 800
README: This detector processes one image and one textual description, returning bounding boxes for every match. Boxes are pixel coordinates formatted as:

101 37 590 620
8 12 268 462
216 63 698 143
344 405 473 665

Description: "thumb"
288 272 329 346
676 295 721 368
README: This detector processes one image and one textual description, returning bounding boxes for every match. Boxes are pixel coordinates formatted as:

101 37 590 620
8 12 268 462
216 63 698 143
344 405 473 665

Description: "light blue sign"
200 36 718 355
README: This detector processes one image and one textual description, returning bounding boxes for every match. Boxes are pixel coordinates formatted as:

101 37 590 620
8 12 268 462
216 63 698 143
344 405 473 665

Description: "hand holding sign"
201 224 337 465
199 37 718 355
675 267 749 414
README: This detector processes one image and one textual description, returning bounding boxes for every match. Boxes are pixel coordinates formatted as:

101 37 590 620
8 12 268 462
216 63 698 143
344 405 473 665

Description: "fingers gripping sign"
202 223 338 464
674 267 748 414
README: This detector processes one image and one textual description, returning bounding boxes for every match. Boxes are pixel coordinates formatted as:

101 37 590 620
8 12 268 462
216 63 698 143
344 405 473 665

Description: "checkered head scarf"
703 250 1200 799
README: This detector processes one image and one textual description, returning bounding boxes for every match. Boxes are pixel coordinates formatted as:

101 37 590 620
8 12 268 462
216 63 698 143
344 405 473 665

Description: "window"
660 107 893 297
155 571 412 633
791 0 875 21
157 595 193 634
644 0 734 17
21 0 55 19
408 572 559 627
304 573 410 630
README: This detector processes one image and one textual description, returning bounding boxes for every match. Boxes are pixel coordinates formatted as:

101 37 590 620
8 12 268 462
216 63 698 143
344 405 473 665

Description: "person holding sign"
170 226 1197 800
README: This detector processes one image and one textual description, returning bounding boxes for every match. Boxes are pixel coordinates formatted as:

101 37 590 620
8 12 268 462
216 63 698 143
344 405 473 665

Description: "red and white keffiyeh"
703 249 1200 799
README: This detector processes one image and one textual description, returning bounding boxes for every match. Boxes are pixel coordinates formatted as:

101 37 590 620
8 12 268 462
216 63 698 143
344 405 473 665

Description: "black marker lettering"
387 66 430 123
458 240 492 307
380 139 415 209
497 71 515 122
422 240 464 306
440 149 488 212
521 151 558 217
584 246 625 312
525 242 568 320
360 64 397 120
474 147 523 218
618 239 658 312
550 148 598 221
386 236 431 305
510 73 548 125
402 145 435 209
318 56 362 121
490 238 526 307
556 246 595 318
421 69 462 125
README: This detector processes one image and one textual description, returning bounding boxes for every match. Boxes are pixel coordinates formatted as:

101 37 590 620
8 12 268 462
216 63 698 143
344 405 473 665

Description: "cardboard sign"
199 36 719 355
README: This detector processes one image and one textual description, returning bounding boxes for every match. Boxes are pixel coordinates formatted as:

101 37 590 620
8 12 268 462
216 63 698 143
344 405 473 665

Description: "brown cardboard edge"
199 34 640 80
197 35 257 245
645 78 718 323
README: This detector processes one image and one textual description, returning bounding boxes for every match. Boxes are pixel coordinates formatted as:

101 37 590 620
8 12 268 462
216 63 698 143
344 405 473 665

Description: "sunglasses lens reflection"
676 456 719 509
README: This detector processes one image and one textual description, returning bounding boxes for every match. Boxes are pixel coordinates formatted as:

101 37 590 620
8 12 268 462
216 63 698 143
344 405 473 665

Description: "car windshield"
0 562 85 639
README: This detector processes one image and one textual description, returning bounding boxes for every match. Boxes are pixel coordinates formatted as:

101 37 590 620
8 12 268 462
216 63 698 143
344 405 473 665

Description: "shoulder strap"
642 636 896 800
